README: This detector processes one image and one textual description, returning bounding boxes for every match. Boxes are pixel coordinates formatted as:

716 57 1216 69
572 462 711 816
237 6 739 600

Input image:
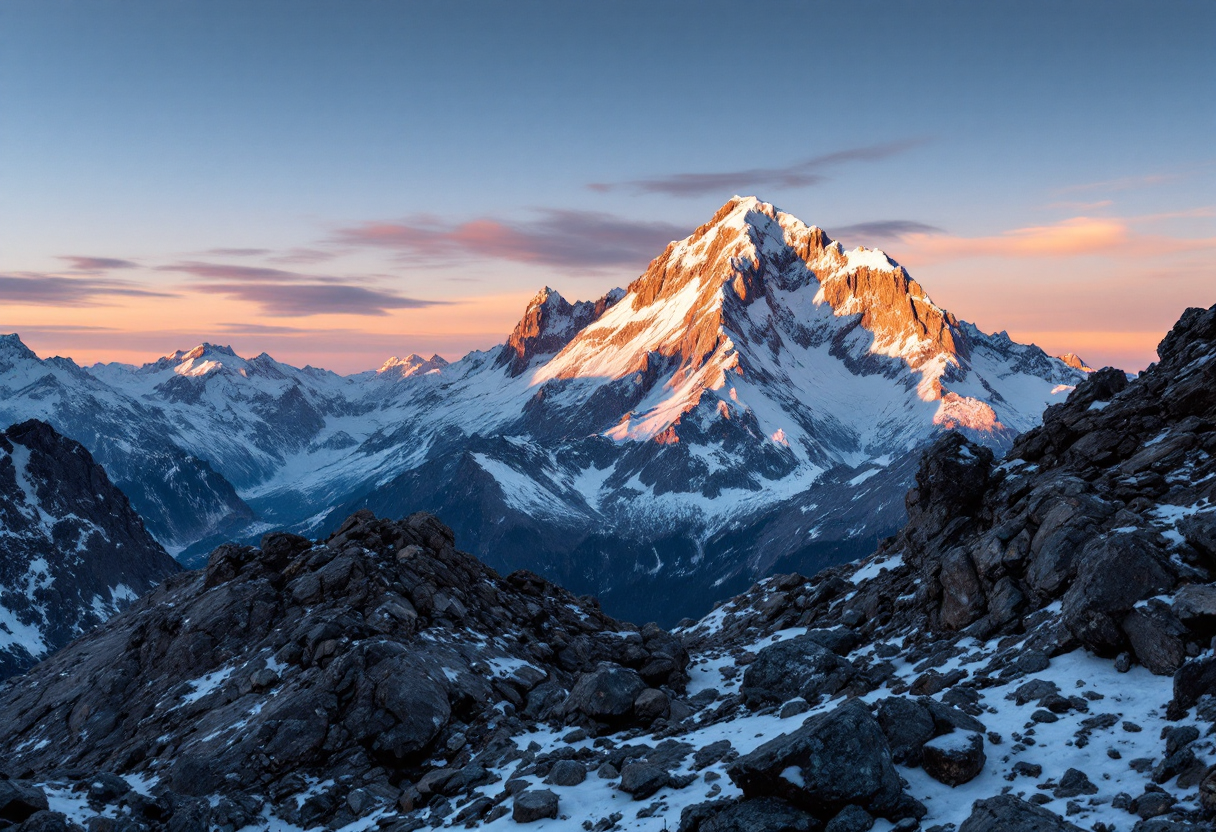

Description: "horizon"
2 1 1213 373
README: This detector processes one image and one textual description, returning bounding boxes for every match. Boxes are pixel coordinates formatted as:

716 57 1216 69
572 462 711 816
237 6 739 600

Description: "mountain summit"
0 197 1087 622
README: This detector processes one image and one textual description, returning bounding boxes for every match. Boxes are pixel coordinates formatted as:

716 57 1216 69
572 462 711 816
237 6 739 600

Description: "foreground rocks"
0 510 688 829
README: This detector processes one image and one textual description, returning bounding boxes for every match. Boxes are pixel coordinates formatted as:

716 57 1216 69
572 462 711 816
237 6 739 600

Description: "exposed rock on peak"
1058 352 1094 372
497 285 625 376
0 419 180 679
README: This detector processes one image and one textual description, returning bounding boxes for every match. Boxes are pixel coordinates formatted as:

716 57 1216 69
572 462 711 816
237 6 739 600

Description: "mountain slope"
0 336 254 553
0 419 182 679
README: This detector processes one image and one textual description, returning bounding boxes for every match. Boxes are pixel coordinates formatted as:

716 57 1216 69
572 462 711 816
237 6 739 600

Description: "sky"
0 1 1212 373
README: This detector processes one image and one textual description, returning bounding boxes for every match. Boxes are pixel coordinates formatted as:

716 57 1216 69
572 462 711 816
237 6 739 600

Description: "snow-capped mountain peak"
375 353 449 379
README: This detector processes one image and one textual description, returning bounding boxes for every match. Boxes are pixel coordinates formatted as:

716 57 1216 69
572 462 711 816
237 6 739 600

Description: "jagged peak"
1058 352 1095 372
0 333 38 360
376 353 449 378
496 285 626 376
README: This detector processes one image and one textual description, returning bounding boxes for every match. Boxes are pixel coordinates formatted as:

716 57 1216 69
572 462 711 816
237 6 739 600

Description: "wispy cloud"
0 273 171 306
588 139 926 197
270 248 339 265
162 261 343 284
59 256 140 272
829 220 945 242
334 209 688 271
205 248 272 257
215 322 316 335
194 283 443 317
896 216 1216 264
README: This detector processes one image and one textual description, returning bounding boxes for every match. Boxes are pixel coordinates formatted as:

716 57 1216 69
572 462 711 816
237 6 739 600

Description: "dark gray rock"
874 697 936 766
619 763 669 800
13 811 70 832
1123 603 1188 675
921 731 985 786
727 701 903 819
0 782 49 824
1173 655 1216 712
564 667 647 721
825 804 873 832
512 789 559 823
677 797 818 832
1054 767 1097 798
544 760 587 787
957 795 1084 831
1061 534 1175 655
741 637 854 707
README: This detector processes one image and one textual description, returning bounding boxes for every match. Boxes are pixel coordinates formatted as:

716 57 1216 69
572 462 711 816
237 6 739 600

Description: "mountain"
0 419 182 679
0 304 1211 832
0 197 1086 622
0 336 254 553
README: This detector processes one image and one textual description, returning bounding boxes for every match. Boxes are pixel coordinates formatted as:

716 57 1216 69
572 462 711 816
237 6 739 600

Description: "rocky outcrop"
0 419 181 679
496 286 625 376
726 701 910 821
0 509 689 830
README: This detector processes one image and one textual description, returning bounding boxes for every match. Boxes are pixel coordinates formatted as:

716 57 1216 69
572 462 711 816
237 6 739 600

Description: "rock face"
0 419 181 679
0 510 688 829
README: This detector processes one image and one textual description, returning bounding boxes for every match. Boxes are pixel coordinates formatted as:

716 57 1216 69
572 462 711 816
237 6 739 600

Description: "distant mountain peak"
0 333 38 360
1058 352 1095 372
376 353 449 379
497 285 625 376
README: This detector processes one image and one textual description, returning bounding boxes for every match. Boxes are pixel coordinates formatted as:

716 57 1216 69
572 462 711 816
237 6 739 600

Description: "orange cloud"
898 216 1216 264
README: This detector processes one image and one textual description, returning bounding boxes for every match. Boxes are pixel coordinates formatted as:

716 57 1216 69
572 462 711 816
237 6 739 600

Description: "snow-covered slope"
0 336 254 553
0 197 1086 621
0 419 181 679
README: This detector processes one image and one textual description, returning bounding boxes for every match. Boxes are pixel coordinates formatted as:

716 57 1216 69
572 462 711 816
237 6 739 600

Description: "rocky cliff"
0 419 181 679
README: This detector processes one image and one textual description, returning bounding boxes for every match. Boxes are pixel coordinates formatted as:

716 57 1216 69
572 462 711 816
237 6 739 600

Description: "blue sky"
1 1 1212 371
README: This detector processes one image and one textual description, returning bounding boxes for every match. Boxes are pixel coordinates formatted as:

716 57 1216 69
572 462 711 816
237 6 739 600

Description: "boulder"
1123 603 1188 675
874 697 935 766
0 782 49 824
678 797 818 832
741 637 854 707
634 688 671 721
825 804 874 832
618 763 668 800
958 795 1083 831
1172 656 1216 712
564 666 646 720
1062 534 1174 655
511 789 559 823
921 731 985 786
1175 584 1216 622
727 701 903 819
544 760 586 787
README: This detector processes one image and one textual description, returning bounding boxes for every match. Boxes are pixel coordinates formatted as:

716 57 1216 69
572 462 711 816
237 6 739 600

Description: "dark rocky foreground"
0 303 1212 832
0 419 181 679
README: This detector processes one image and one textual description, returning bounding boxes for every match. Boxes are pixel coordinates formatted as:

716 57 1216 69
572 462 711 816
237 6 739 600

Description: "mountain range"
0 197 1088 623
0 301 1211 832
